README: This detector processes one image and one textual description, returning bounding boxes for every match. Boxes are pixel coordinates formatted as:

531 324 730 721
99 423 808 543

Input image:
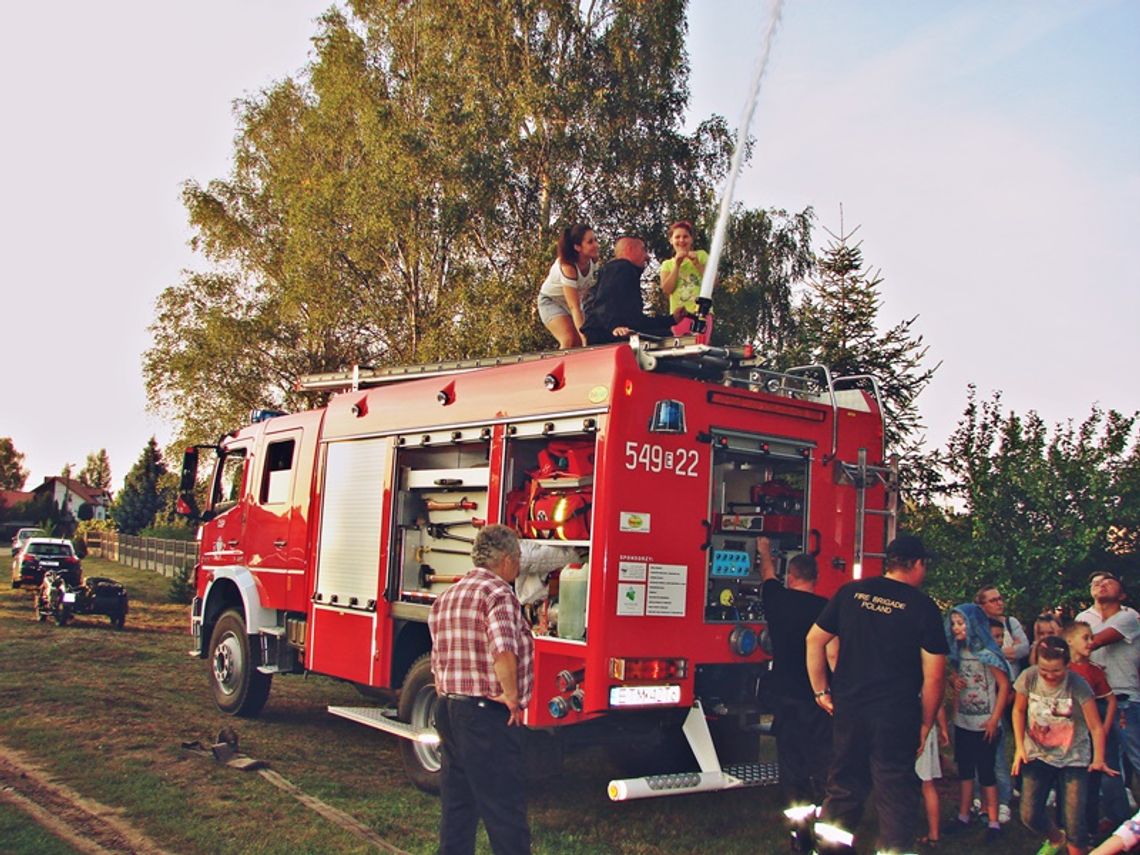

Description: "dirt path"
0 745 177 855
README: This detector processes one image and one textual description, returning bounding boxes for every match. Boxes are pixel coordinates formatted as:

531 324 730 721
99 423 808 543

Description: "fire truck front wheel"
208 609 272 717
397 654 441 794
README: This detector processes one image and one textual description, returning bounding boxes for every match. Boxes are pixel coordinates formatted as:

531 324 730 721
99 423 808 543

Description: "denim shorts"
537 291 570 324
1019 760 1088 846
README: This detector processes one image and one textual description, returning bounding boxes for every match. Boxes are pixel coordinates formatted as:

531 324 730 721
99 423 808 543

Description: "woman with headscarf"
944 602 1012 843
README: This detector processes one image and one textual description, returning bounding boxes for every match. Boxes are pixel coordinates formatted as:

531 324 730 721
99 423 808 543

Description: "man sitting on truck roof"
580 236 676 345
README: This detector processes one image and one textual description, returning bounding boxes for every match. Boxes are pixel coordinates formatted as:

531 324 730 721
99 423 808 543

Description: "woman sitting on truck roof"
536 223 600 350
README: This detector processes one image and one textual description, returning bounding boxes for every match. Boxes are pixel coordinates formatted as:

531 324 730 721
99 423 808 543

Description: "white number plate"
623 442 700 477
608 684 682 707
62 592 77 603
42 561 59 567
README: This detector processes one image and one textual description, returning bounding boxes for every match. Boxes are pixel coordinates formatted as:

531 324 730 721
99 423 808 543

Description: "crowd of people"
426 517 1136 855
537 221 711 350
766 531 1140 855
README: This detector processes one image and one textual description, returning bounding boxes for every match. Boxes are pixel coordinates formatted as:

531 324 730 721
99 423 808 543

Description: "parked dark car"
11 538 81 588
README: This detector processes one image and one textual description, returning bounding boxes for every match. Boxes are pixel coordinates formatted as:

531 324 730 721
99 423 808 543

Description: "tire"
56 608 71 627
397 653 441 794
207 609 272 717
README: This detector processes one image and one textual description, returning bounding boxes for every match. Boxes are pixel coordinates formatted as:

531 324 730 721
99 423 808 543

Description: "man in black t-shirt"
579 237 675 344
758 537 832 805
805 535 948 854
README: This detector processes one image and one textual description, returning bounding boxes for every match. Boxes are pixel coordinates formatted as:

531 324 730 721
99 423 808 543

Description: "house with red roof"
33 477 113 521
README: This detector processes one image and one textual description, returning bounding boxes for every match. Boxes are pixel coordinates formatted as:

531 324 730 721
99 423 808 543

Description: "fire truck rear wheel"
397 654 441 794
208 609 272 717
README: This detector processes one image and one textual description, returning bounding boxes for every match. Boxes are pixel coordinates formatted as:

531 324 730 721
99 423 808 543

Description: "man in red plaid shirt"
429 523 534 855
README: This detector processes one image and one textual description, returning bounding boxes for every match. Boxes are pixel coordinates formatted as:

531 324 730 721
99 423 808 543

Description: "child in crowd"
1091 812 1140 854
916 693 950 846
1066 621 1119 839
1013 636 1116 855
946 603 1012 842
1031 613 1064 665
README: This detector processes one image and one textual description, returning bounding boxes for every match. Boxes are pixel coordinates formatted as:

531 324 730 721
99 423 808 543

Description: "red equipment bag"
505 480 592 541
506 439 594 540
528 489 591 541
535 439 594 481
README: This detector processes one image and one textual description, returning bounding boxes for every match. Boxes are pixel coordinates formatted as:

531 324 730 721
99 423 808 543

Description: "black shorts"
954 724 1000 786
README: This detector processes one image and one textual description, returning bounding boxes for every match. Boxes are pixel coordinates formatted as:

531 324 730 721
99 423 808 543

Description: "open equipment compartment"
502 419 596 641
390 435 491 604
705 429 812 623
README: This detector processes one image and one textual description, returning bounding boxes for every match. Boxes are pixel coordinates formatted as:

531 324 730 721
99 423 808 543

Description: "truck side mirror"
177 448 200 519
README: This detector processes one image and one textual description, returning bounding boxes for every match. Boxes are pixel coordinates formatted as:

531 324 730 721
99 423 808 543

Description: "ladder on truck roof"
294 335 755 393
296 350 573 393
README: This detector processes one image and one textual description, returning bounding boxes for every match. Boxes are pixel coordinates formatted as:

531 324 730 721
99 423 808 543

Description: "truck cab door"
247 428 308 607
202 442 252 568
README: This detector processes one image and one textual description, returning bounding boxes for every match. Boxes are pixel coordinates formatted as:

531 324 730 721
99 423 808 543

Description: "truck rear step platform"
327 705 439 745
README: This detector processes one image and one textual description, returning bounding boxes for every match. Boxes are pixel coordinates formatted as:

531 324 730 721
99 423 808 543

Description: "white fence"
86 531 197 578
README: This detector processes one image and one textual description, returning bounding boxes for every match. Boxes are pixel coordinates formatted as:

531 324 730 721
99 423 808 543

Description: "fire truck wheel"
208 609 272 717
397 654 441 794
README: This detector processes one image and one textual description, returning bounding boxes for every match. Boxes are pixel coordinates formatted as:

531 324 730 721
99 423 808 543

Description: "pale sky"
2 1 1137 491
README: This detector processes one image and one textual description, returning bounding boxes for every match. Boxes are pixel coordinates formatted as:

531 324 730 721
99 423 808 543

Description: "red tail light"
608 657 688 682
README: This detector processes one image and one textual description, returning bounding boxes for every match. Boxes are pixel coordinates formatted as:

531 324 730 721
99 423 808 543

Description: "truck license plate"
608 684 682 707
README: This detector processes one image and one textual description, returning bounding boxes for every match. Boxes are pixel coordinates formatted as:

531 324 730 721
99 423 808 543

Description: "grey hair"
471 524 521 570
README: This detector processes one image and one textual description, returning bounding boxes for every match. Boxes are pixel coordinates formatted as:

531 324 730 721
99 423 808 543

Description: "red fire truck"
179 335 895 800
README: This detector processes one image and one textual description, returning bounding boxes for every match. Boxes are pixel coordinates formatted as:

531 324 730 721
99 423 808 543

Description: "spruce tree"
780 218 938 472
112 438 168 535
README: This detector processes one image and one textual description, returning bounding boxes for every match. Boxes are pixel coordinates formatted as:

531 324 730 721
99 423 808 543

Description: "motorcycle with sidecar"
36 570 129 628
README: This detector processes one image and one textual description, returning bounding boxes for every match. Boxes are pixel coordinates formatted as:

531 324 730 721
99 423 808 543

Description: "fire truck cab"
181 336 894 798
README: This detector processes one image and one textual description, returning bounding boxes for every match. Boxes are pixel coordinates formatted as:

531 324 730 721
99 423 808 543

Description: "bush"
140 524 197 541
168 564 195 604
74 519 115 559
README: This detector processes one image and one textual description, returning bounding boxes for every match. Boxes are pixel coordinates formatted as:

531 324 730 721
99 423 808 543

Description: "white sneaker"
1045 790 1056 807
999 804 1011 824
972 797 982 815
